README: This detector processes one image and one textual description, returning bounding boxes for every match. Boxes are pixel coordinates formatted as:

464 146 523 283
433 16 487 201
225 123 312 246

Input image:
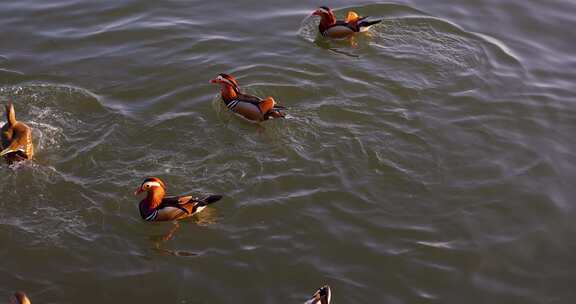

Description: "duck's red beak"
209 78 219 84
134 187 143 195
312 10 321 16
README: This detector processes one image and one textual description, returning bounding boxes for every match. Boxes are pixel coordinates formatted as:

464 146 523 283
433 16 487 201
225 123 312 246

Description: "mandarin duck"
10 292 31 304
210 73 286 122
134 177 223 222
312 6 381 39
1 100 34 164
304 285 331 304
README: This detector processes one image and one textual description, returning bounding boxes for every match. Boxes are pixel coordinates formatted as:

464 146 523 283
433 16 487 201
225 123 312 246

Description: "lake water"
1 0 575 303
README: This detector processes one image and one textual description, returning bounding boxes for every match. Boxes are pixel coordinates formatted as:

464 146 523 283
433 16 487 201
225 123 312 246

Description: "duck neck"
319 13 336 32
220 84 238 103
144 188 165 209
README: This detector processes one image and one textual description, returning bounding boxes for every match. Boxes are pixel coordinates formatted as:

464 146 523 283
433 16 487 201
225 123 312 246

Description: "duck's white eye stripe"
143 181 162 188
319 8 329 14
220 78 234 87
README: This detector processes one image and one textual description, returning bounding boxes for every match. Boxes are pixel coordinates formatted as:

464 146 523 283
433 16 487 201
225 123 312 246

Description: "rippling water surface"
1 0 575 303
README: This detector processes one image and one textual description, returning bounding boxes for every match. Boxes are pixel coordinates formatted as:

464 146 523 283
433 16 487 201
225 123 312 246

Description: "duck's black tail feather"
359 19 382 28
264 108 286 120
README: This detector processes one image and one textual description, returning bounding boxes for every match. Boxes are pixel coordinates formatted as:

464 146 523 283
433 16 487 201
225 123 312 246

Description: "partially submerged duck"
210 73 286 122
10 292 31 304
305 285 331 304
312 6 382 39
134 177 223 222
1 100 34 164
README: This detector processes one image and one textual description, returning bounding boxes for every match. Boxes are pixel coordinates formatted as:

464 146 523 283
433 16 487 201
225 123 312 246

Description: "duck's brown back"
12 122 34 159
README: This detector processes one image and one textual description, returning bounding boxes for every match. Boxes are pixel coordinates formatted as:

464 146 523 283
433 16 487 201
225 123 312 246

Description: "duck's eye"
145 184 150 188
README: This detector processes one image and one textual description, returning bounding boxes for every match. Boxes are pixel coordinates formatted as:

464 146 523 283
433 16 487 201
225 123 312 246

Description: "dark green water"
1 1 575 303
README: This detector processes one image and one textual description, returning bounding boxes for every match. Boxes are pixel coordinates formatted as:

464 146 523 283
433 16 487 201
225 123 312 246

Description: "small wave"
1 83 104 155
298 3 523 89
0 83 112 247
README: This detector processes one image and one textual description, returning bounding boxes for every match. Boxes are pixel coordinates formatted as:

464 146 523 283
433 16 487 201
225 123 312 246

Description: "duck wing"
236 93 263 106
150 195 223 221
322 21 357 38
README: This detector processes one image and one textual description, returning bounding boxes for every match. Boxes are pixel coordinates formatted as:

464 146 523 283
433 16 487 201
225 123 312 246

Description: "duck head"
312 6 336 26
10 292 31 304
134 177 167 197
210 73 241 101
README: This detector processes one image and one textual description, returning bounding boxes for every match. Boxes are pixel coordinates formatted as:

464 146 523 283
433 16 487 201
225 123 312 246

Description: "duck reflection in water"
151 208 219 257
